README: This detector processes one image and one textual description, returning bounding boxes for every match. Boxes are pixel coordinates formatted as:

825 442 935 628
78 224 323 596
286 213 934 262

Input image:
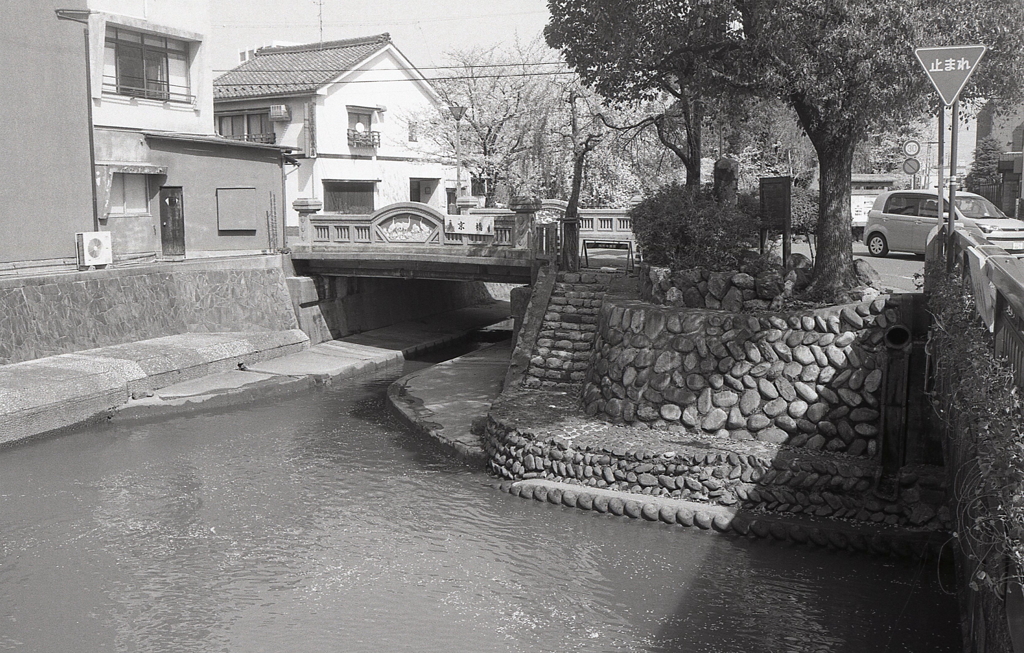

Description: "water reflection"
0 366 958 652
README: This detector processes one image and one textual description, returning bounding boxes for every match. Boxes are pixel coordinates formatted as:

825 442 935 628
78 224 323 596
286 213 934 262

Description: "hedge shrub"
629 184 760 271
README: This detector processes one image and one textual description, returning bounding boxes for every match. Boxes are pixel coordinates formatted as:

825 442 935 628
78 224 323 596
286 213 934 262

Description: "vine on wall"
928 260 1024 598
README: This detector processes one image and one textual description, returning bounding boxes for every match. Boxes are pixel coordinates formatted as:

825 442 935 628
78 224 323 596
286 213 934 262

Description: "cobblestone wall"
640 264 805 310
582 296 906 457
0 257 298 365
483 398 951 543
523 271 613 388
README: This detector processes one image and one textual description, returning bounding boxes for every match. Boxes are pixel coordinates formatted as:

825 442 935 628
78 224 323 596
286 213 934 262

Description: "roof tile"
214 33 392 100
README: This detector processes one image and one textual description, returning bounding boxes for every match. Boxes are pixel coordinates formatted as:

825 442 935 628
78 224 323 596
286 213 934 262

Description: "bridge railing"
578 208 635 243
301 201 564 262
308 212 519 247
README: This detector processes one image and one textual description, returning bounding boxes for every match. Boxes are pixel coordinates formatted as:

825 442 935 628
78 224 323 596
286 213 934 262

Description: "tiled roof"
214 33 392 101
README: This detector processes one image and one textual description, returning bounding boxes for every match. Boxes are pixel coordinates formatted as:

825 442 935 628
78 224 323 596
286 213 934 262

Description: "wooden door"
159 187 185 256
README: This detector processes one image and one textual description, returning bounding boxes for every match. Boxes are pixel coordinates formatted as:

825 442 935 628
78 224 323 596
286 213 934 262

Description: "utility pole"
449 106 467 197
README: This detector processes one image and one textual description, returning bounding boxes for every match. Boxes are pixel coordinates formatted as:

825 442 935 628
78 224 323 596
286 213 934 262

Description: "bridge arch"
538 199 567 224
369 202 449 244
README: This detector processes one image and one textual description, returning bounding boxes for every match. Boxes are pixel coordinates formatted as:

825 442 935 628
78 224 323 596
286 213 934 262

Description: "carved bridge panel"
308 202 517 248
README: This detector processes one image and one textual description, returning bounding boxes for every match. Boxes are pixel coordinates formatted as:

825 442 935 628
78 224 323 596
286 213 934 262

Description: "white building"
213 34 456 237
80 0 288 260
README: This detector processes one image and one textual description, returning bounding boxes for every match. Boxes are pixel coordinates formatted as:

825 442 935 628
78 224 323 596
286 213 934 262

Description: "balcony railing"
222 133 276 144
101 75 194 104
347 129 381 148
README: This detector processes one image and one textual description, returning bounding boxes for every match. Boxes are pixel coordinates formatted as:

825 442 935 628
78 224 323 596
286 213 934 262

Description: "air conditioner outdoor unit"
76 231 113 268
269 104 291 122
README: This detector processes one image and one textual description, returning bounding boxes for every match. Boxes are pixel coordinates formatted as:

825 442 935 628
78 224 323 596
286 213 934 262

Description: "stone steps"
524 271 616 388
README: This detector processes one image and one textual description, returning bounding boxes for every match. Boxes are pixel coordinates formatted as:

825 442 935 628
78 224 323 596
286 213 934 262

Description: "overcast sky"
208 0 552 73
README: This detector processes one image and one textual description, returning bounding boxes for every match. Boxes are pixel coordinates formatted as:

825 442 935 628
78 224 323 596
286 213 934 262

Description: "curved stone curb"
387 380 488 462
495 478 944 558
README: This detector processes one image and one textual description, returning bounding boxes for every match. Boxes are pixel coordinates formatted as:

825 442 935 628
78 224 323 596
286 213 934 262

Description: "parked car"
863 190 1024 256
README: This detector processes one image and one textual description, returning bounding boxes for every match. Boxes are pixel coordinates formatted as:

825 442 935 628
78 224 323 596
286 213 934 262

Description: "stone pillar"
456 196 479 215
509 196 541 251
713 157 739 206
292 198 323 245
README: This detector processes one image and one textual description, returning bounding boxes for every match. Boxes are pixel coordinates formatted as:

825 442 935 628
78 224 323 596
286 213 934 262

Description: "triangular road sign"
914 45 987 106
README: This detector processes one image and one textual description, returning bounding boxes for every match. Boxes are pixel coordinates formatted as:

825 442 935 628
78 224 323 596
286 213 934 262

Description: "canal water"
0 346 959 652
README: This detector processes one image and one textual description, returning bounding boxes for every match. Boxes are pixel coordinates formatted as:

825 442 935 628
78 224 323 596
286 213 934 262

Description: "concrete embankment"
388 339 512 461
0 304 511 445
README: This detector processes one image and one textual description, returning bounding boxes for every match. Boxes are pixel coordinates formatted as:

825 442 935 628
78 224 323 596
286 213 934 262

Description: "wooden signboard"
760 176 792 265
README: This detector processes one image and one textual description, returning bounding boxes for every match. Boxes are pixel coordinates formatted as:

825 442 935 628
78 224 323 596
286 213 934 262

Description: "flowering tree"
546 0 1024 298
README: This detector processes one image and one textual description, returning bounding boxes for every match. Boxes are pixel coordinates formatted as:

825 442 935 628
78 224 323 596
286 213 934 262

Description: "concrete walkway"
0 303 510 445
388 340 512 461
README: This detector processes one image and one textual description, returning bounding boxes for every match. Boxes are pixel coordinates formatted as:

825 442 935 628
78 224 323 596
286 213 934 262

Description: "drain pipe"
877 324 914 497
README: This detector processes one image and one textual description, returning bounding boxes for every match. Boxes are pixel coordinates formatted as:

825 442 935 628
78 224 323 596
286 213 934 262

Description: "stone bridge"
290 201 556 284
288 199 636 283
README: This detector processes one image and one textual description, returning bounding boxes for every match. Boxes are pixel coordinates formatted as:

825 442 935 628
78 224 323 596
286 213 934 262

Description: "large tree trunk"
685 99 703 187
562 138 598 271
654 97 703 187
809 135 857 298
562 178 581 272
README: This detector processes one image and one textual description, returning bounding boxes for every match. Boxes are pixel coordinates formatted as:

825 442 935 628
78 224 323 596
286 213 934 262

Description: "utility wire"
216 71 579 86
213 61 568 73
217 10 549 29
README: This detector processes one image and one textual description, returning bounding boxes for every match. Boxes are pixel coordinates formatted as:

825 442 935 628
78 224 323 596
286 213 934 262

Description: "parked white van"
863 190 1024 256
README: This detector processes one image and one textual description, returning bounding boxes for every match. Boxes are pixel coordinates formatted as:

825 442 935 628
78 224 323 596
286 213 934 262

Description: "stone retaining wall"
483 409 950 542
582 295 908 457
640 264 792 311
0 255 298 365
523 271 613 388
497 479 943 557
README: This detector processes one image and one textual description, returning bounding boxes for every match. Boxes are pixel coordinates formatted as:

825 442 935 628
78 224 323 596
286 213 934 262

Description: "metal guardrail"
935 227 1024 653
945 227 1024 388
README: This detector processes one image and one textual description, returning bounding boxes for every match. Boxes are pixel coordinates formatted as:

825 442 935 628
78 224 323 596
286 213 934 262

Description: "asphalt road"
797 241 924 293
851 241 924 293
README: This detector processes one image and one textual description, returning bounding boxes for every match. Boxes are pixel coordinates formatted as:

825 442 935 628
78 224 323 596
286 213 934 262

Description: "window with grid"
109 173 149 215
103 26 191 102
217 112 274 143
323 181 375 214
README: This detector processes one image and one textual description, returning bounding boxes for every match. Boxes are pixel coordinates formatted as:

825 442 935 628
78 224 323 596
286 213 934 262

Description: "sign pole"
946 100 959 272
937 108 944 198
914 45 986 271
937 107 946 265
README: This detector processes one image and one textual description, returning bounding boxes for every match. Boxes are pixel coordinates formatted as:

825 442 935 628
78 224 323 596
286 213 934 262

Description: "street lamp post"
448 106 466 199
